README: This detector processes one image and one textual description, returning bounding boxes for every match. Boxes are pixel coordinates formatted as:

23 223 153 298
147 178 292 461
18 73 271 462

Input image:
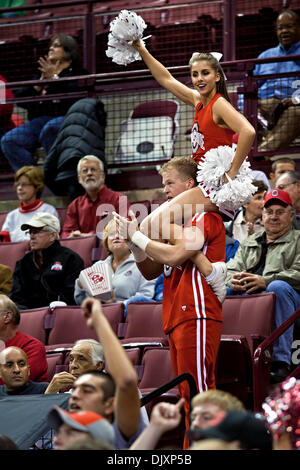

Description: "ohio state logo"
51 261 62 271
191 122 205 154
88 272 104 285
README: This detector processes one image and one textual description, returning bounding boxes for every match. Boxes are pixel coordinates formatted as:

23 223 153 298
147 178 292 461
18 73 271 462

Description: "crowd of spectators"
0 6 299 453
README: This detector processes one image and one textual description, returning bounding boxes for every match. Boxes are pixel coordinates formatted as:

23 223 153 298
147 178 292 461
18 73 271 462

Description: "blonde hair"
101 219 116 254
189 439 240 450
191 390 245 412
159 157 197 184
14 166 44 198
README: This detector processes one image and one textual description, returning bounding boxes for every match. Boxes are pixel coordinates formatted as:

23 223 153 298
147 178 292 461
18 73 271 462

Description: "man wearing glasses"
225 189 300 384
10 212 84 310
61 155 129 239
276 170 300 229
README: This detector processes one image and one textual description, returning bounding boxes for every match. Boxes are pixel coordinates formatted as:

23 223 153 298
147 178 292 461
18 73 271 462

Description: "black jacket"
10 240 84 309
14 63 88 120
44 98 107 197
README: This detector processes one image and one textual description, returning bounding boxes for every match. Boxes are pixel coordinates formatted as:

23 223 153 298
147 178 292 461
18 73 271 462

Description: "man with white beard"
61 155 129 238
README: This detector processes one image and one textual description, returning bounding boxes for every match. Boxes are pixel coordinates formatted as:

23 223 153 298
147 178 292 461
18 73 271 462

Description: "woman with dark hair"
0 166 58 242
0 34 88 171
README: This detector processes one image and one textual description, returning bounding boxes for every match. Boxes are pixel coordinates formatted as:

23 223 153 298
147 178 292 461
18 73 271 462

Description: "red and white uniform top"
191 93 235 165
162 211 225 334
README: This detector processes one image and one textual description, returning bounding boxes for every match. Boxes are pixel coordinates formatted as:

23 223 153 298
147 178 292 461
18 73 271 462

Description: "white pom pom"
105 10 149 66
197 145 257 211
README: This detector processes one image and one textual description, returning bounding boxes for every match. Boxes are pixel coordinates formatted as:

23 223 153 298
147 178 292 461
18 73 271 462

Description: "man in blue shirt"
255 10 300 151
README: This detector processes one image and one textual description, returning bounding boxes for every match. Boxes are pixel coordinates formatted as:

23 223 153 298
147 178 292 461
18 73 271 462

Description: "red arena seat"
46 303 124 352
0 240 29 271
46 352 64 381
60 235 98 268
119 302 169 347
18 307 49 344
222 293 275 354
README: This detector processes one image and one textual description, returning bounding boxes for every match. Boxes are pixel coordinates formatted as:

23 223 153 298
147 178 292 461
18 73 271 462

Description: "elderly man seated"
61 155 129 238
225 189 300 383
10 212 84 309
44 339 104 394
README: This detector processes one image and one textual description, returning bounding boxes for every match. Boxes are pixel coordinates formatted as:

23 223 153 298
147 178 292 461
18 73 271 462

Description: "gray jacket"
226 228 300 291
74 253 156 305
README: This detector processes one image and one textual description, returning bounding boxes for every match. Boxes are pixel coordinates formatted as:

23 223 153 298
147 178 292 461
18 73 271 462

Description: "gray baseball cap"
48 406 115 447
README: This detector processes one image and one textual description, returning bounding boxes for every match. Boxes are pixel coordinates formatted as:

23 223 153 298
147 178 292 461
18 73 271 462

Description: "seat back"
18 307 49 344
125 347 141 367
114 99 180 164
131 99 179 123
47 306 99 346
46 352 64 381
222 293 276 354
139 347 175 390
47 303 124 347
216 335 253 408
90 243 108 262
0 240 29 271
101 303 124 336
60 235 98 268
121 302 168 342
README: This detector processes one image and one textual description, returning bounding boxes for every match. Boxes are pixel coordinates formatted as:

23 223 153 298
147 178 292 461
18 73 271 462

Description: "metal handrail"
140 372 197 407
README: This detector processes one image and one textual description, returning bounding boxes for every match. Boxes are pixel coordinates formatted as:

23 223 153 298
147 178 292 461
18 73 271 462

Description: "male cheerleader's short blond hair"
191 389 245 412
159 157 197 184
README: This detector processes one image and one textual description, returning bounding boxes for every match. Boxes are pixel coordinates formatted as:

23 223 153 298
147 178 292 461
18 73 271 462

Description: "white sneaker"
206 262 227 303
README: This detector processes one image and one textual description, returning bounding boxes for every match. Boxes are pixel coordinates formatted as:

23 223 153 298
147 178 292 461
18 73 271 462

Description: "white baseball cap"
21 212 60 233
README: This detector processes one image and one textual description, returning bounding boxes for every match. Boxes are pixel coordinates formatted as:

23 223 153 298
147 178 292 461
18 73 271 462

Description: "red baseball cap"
264 189 293 207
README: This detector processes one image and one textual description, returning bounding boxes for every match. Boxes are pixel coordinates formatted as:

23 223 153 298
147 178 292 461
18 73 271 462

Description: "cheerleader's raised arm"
107 10 256 303
132 39 199 108
106 10 256 229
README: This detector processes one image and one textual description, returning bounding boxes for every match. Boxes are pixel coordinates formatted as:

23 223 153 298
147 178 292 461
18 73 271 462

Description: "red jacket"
61 185 130 238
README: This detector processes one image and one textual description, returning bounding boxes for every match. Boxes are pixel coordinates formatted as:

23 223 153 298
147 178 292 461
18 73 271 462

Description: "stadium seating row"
0 6 283 81
0 199 166 270
0 234 104 271
18 294 278 409
0 198 166 234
